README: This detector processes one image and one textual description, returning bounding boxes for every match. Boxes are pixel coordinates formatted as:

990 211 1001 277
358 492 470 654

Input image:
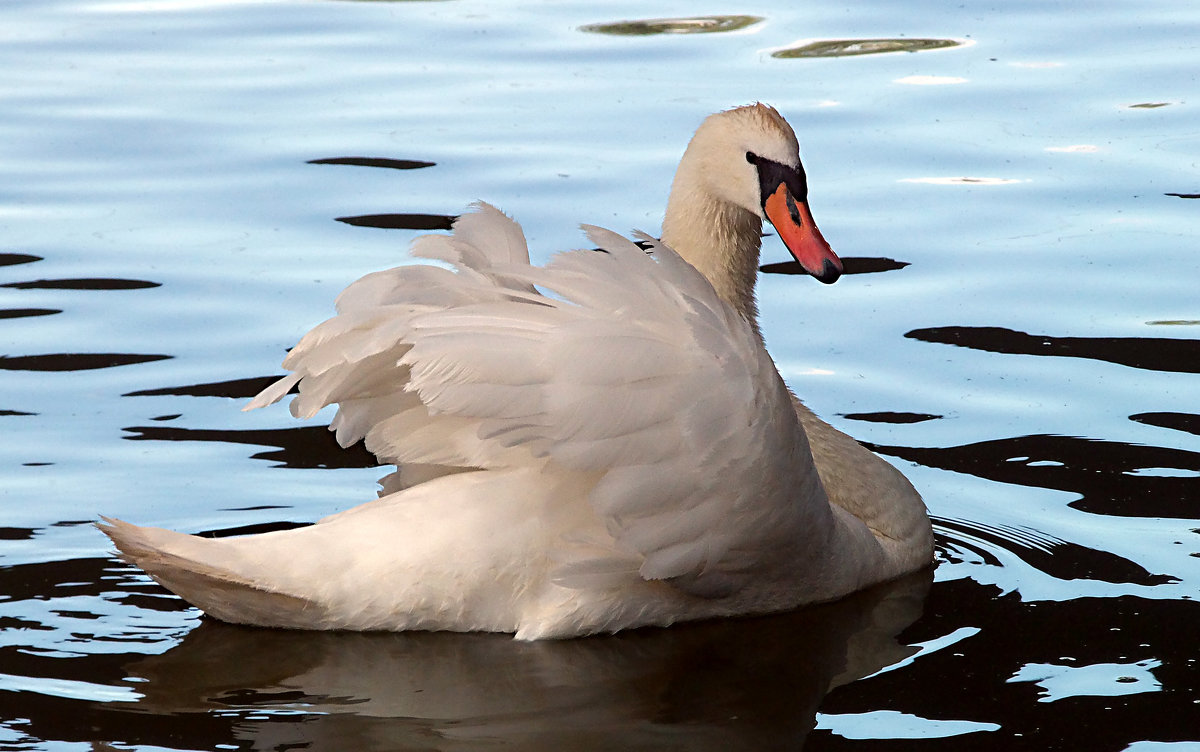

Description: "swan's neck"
661 183 764 335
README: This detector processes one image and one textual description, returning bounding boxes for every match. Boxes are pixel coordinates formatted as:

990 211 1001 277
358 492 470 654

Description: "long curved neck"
660 178 765 335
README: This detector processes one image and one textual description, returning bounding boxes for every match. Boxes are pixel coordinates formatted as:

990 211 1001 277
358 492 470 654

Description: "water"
2 0 1198 748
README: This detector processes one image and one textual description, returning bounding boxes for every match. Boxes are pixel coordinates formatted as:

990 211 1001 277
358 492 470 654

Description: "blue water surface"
1 0 1197 749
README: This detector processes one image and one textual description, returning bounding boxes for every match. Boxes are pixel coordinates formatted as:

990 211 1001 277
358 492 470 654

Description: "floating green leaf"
580 16 763 36
772 38 964 59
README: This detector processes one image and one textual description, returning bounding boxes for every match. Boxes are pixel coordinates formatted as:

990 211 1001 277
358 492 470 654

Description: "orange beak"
763 183 842 284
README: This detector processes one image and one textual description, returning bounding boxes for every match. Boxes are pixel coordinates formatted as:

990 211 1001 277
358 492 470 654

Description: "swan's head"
684 104 842 284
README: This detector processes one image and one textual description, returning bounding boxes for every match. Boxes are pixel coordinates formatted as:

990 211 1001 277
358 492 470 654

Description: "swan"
100 104 933 640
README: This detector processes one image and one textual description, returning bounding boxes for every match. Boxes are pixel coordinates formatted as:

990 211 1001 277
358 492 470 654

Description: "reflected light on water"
898 177 1027 185
816 709 1001 740
88 0 265 11
1045 144 1102 153
893 75 969 85
1008 659 1163 703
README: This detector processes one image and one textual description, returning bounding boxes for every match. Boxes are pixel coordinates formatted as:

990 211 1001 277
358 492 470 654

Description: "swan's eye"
745 151 759 165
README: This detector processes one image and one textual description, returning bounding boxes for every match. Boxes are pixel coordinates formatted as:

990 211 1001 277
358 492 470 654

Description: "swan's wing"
395 222 823 598
248 204 823 598
245 203 540 479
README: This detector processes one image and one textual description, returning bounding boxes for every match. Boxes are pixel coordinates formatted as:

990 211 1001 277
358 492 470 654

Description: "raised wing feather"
248 203 821 597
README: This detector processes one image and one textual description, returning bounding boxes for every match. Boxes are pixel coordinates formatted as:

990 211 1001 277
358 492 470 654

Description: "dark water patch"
0 554 239 748
579 15 762 36
0 253 42 267
336 213 456 231
762 257 909 276
0 559 108 602
52 520 100 528
52 609 102 621
872 434 1200 519
308 156 436 170
1165 192 1199 199
125 375 288 399
842 411 940 424
0 642 140 684
1 409 36 416
113 592 195 613
934 516 1174 586
0 308 61 319
0 558 188 618
906 325 1200 374
121 424 378 469
0 616 53 630
0 353 172 372
817 579 1200 751
0 527 37 540
1131 412 1200 437
772 38 965 59
1 278 160 291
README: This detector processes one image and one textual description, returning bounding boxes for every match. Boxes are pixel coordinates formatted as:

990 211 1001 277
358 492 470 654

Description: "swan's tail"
97 517 325 628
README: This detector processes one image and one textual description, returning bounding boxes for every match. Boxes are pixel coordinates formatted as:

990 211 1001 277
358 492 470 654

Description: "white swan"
100 104 933 640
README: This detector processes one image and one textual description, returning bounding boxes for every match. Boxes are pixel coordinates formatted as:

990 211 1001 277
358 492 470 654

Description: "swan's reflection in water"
121 570 931 750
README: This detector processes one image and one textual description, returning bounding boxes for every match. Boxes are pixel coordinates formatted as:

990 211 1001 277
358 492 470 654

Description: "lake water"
2 0 1198 749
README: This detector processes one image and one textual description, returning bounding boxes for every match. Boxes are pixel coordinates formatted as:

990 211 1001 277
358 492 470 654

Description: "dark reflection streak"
1 278 160 291
870 434 1200 519
199 520 312 538
0 616 52 630
336 213 456 231
308 157 436 170
0 353 172 371
0 253 42 266
0 308 61 319
761 257 908 276
842 411 940 424
1131 411 1200 437
0 559 120 603
124 375 289 399
122 425 378 469
907 325 1200 374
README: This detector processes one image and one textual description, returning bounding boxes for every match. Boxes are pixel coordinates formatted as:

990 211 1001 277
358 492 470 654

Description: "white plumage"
100 104 933 639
